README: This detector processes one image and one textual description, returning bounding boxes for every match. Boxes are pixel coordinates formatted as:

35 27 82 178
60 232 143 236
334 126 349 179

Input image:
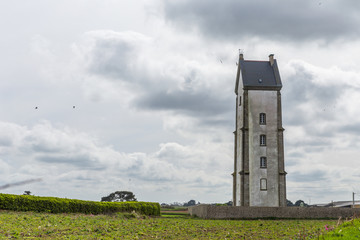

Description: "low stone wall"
188 205 360 219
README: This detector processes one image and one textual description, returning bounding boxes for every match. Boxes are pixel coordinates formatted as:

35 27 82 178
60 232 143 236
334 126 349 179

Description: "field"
0 210 340 239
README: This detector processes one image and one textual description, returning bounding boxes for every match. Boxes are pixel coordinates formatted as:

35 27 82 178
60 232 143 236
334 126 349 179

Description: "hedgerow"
0 193 160 216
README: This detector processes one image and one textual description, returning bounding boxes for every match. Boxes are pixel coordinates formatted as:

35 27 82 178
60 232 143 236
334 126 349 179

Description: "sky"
0 0 360 205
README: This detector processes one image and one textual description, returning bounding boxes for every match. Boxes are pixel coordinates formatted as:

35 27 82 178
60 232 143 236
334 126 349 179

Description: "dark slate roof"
237 59 282 91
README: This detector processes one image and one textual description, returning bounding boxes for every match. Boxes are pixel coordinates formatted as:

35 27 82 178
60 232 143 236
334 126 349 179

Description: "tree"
184 199 196 207
286 199 294 207
23 191 31 195
101 191 137 202
294 200 308 207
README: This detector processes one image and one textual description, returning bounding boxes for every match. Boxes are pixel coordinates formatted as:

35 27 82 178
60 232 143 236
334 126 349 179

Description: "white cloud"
72 29 235 129
282 59 360 203
0 120 232 202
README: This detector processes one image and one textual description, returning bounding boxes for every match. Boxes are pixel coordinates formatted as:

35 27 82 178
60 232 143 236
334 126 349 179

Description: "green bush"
0 193 160 216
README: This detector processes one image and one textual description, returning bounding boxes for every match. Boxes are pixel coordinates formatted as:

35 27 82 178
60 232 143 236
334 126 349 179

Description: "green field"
0 210 341 239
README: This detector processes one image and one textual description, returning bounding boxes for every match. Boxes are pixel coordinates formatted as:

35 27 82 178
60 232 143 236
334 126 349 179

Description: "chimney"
269 54 274 66
239 53 244 60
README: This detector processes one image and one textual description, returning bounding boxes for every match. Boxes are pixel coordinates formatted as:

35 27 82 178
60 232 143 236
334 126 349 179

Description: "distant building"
233 54 286 207
312 201 360 208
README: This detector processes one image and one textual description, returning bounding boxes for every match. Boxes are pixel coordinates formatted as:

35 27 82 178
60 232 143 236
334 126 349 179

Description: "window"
259 113 266 125
260 157 267 168
260 178 267 191
239 96 242 106
260 135 266 146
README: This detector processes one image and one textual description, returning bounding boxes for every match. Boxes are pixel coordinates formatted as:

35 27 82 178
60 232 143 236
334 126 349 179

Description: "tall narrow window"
260 178 267 191
239 96 242 106
260 157 267 168
260 135 266 146
259 113 266 125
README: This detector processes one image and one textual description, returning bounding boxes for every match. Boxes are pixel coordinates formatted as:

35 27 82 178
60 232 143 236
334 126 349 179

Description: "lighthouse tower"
233 54 286 207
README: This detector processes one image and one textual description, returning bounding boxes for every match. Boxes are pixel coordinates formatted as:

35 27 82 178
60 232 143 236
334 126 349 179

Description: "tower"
233 53 286 207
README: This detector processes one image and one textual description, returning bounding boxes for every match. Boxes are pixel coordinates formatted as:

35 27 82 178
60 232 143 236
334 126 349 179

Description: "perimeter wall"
188 205 360 219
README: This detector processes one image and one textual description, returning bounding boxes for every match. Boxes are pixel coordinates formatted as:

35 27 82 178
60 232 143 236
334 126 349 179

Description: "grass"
161 206 188 211
161 211 190 219
321 217 360 239
0 209 340 239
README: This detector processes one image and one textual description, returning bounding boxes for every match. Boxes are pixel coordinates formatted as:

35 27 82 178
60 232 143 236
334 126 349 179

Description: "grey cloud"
31 143 61 153
74 175 98 181
283 65 313 104
193 181 229 189
284 160 297 167
156 143 189 160
81 31 234 126
24 131 87 155
287 186 349 203
282 62 343 128
128 165 178 182
286 138 332 154
201 118 233 128
287 151 305 159
83 31 149 82
0 137 12 147
123 155 176 182
283 63 342 110
88 40 134 80
36 155 105 170
280 60 360 153
163 0 360 42
135 89 233 116
288 170 327 183
306 126 336 138
339 124 360 134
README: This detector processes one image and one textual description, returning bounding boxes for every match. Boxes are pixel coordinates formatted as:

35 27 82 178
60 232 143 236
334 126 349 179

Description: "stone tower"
233 53 286 207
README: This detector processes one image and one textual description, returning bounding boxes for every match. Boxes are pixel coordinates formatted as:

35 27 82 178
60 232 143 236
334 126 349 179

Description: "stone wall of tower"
277 91 287 207
247 90 279 207
234 74 245 206
234 87 286 207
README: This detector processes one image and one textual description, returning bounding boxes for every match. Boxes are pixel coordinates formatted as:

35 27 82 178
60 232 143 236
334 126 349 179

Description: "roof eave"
272 60 282 86
243 85 282 91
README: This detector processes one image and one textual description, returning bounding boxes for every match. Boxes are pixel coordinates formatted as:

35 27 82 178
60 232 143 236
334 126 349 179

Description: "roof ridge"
241 60 269 63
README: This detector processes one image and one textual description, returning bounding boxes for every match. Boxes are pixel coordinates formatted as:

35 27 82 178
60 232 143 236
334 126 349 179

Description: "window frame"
260 157 267 168
260 135 266 146
260 178 267 191
259 113 266 125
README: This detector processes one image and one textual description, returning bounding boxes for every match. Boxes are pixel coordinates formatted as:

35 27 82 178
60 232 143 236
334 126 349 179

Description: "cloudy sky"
1 0 360 205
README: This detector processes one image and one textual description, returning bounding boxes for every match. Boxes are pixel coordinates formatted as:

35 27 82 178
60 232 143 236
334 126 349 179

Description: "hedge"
0 193 160 216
